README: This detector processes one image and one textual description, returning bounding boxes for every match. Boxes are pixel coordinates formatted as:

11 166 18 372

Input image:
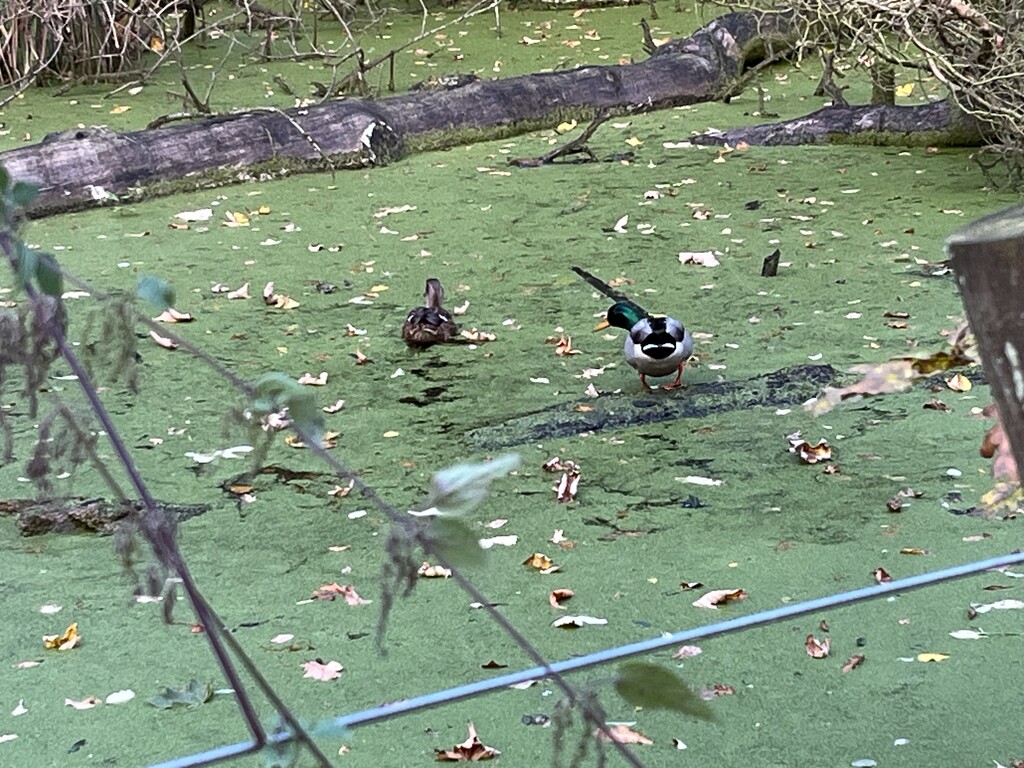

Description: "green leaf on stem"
614 662 715 721
35 252 63 297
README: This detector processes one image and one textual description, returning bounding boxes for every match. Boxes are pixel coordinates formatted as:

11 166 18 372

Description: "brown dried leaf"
787 432 832 464
418 561 452 579
595 724 653 745
873 567 892 584
980 403 1019 482
805 634 830 659
523 552 559 573
545 335 583 356
841 653 865 673
435 722 501 761
807 345 975 415
549 588 574 609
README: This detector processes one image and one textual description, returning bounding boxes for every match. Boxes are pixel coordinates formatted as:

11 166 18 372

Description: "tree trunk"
946 205 1024 478
0 9 982 219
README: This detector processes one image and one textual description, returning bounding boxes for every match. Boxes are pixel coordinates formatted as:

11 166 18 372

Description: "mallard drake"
572 266 693 391
602 301 693 390
402 278 458 349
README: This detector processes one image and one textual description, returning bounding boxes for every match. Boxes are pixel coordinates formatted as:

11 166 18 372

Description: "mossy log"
2 10 799 217
0 8 986 218
464 363 838 450
0 497 209 536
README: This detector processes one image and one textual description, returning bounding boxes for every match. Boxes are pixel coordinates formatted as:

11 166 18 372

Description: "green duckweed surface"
1 4 1022 767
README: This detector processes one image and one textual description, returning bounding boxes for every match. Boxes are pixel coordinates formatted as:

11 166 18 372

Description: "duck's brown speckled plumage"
402 278 458 349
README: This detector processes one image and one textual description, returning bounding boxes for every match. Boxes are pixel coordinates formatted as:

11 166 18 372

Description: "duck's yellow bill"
593 318 610 331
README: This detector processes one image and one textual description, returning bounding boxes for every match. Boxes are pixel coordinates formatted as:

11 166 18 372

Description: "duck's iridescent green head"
606 301 647 330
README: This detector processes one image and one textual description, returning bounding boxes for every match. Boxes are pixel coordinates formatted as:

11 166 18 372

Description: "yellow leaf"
945 373 972 392
556 120 578 134
257 204 271 215
223 210 250 227
625 136 643 147
895 83 915 98
109 105 131 115
917 652 950 662
43 622 80 651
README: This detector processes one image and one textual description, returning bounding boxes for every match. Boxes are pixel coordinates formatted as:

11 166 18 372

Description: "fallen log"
463 363 838 451
4 10 799 217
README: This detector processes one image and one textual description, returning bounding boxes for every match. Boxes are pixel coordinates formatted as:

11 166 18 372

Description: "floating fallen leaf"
226 282 250 299
523 552 559 573
899 547 928 555
808 343 976 415
805 634 830 659
435 722 500 761
554 468 581 503
949 629 987 640
14 660 41 669
284 431 339 450
679 475 723 486
262 281 299 310
700 683 735 699
43 622 80 651
552 614 608 628
945 373 972 392
970 599 1024 614
322 399 345 414
302 659 343 681
344 323 366 336
372 204 416 218
460 328 496 342
678 251 720 267
418 561 451 579
11 701 26 716
672 645 703 659
479 535 518 549
353 348 370 365
549 588 574 608
980 403 1018 482
692 589 747 610
841 653 865 673
175 208 213 222
546 334 582 356
328 480 354 497
310 582 370 605
105 690 135 705
222 210 250 227
65 696 102 710
872 567 892 583
916 652 950 662
149 329 178 350
787 432 832 464
596 724 652 745
297 371 328 386
452 300 470 315
153 308 194 323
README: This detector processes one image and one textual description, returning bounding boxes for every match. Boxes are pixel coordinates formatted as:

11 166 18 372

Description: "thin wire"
148 550 1024 768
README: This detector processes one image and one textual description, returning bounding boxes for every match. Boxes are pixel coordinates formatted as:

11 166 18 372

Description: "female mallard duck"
571 266 693 391
402 278 458 349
